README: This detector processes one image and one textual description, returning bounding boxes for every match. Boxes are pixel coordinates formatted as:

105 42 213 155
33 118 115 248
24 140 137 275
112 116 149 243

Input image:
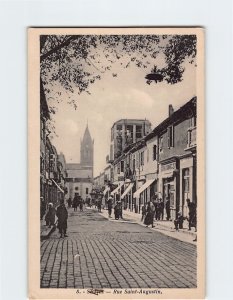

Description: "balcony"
185 127 196 151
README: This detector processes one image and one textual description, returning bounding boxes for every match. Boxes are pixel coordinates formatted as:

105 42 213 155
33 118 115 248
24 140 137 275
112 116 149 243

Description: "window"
86 188 89 194
136 125 142 139
117 163 120 174
159 136 163 152
140 151 144 166
126 125 133 144
120 160 124 172
133 158 136 172
190 116 197 127
117 124 122 131
183 169 190 192
153 145 157 161
167 126 174 148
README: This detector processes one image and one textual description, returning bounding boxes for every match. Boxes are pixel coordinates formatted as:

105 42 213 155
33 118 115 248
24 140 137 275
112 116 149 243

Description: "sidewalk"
40 218 57 240
98 208 197 245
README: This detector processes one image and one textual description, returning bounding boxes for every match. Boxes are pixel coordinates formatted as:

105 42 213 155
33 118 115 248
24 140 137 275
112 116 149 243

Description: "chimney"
169 104 174 117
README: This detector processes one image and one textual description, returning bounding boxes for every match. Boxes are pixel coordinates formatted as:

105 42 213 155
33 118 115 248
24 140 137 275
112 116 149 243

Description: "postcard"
28 27 205 299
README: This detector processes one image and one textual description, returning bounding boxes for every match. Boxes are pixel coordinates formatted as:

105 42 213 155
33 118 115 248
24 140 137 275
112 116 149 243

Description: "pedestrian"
186 199 197 231
165 197 171 221
154 199 160 220
107 196 113 218
144 201 155 228
114 202 121 220
174 212 184 231
72 194 79 212
67 197 72 209
97 196 102 212
119 201 123 219
141 205 146 222
56 198 68 238
45 203 56 228
159 198 164 220
79 198 84 212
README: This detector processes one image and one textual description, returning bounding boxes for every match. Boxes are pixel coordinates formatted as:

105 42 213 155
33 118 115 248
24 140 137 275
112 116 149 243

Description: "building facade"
109 119 152 161
95 97 197 221
66 125 94 200
40 80 67 209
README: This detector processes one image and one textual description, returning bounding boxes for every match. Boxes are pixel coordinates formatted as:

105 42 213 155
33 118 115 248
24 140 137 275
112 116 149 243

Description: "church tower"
80 124 94 168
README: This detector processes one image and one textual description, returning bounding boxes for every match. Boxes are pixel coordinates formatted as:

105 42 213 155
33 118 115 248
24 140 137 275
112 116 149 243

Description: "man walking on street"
165 197 171 221
73 194 79 212
186 199 197 231
107 196 113 218
56 198 68 238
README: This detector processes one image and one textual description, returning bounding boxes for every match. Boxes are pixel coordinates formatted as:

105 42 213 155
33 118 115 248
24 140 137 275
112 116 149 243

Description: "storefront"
121 181 134 210
133 178 156 213
110 181 124 203
159 158 179 220
180 154 196 218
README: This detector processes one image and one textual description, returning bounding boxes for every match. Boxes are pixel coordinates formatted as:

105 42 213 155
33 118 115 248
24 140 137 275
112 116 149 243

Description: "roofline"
111 118 152 129
145 97 197 141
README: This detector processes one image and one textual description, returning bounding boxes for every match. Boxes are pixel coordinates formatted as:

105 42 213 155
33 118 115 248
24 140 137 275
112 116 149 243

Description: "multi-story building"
156 97 197 219
40 79 50 204
100 97 197 221
66 125 94 200
109 119 152 161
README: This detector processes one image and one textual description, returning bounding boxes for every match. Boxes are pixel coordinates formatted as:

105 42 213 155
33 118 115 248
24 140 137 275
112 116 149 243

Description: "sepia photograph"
28 27 205 299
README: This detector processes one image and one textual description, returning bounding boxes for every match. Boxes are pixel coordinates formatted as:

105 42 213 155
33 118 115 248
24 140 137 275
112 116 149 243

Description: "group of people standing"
67 194 84 212
141 197 197 232
42 198 68 238
107 196 123 220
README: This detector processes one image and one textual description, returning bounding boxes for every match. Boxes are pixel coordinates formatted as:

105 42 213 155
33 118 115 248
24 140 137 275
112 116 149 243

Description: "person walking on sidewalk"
141 205 146 222
79 197 84 212
186 199 197 231
72 194 79 212
144 201 155 228
107 196 113 218
56 198 68 238
67 197 72 209
165 197 171 221
159 198 164 220
97 196 102 212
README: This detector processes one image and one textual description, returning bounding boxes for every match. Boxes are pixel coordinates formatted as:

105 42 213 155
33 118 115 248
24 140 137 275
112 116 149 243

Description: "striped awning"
103 186 110 195
121 183 134 200
133 179 155 198
52 179 64 193
110 182 124 196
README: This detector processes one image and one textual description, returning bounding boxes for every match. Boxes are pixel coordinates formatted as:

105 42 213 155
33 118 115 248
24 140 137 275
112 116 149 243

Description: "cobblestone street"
40 207 197 289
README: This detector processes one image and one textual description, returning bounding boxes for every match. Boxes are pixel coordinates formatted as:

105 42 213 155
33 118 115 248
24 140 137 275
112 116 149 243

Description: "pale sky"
48 39 196 177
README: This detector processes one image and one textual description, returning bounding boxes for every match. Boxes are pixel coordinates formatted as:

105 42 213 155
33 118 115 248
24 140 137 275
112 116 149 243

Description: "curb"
40 224 56 240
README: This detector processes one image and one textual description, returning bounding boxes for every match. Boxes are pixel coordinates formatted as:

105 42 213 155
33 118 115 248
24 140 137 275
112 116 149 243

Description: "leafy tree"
40 34 196 110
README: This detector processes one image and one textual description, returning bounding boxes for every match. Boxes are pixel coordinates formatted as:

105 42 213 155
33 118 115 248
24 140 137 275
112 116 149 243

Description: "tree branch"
40 36 77 62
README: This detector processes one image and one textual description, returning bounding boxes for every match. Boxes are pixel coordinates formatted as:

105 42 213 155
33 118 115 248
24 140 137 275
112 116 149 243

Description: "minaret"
80 124 94 168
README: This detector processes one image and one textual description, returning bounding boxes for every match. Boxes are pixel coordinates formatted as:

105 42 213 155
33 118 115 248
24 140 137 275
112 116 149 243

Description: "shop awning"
52 179 64 193
110 182 124 196
103 186 110 195
133 179 155 198
121 183 134 200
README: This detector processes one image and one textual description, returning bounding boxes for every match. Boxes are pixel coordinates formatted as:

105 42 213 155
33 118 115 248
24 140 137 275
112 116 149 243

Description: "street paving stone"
40 208 197 288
